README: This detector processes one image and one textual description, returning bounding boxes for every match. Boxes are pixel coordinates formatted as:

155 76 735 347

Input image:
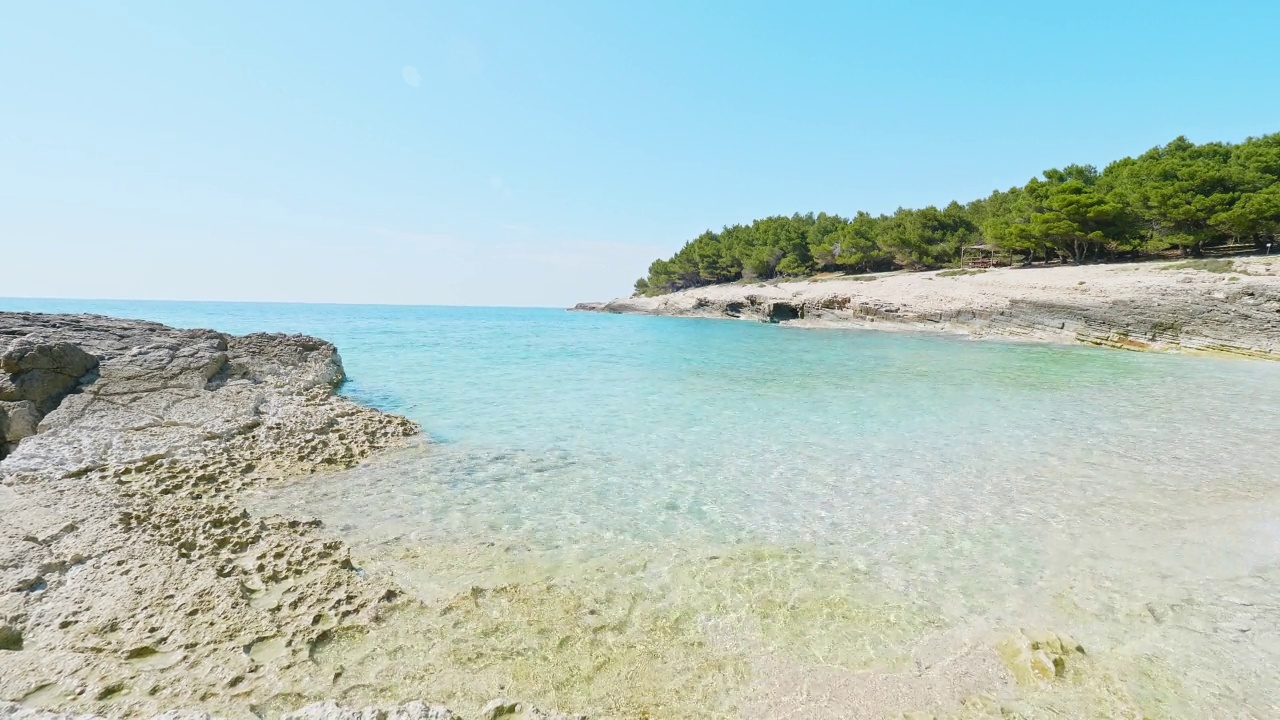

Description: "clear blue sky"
3 1 1278 306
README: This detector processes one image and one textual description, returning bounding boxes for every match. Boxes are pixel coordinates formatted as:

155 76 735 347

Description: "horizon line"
0 295 577 311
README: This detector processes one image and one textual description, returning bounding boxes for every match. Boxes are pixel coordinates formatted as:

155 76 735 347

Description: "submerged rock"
995 629 1086 686
478 699 586 720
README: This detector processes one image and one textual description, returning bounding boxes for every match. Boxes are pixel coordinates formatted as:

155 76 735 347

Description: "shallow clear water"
6 298 1280 717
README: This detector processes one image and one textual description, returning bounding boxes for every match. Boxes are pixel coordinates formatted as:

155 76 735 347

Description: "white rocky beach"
578 257 1280 359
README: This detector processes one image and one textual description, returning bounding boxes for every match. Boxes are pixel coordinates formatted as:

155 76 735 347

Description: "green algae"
301 542 943 718
263 536 1216 719
896 635 1191 720
678 546 941 671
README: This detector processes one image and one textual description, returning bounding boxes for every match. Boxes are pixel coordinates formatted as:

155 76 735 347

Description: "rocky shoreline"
575 257 1280 359
0 313 576 720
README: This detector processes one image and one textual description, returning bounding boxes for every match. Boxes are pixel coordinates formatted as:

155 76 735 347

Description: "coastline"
0 313 571 720
5 308 1277 718
574 257 1280 359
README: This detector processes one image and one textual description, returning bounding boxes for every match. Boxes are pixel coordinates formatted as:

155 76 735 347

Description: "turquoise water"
6 297 1280 717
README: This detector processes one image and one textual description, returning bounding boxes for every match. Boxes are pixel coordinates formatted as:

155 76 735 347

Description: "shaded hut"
959 243 997 269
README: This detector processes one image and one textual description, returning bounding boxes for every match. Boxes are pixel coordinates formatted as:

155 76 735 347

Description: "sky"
3 1 1279 307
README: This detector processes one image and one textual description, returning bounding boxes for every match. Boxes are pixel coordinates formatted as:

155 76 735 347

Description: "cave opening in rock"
767 302 802 323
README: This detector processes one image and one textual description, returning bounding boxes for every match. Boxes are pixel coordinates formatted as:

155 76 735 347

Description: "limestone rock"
0 401 39 442
0 312 420 718
0 338 99 458
281 700 454 720
0 340 98 409
0 340 97 418
0 702 112 719
0 701 452 720
574 258 1280 359
480 699 520 720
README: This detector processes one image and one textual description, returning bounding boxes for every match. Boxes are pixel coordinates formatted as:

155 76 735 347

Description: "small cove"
5 298 1280 717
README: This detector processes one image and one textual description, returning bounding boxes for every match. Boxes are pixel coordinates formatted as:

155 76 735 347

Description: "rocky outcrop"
575 258 1280 359
0 313 596 720
0 340 99 459
0 313 425 718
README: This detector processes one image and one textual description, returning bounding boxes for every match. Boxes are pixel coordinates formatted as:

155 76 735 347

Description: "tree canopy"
637 134 1280 295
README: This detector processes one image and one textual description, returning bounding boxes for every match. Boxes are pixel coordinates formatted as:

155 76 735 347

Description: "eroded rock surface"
0 313 420 717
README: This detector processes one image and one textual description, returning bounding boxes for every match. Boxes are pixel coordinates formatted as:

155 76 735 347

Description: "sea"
4 297 1280 718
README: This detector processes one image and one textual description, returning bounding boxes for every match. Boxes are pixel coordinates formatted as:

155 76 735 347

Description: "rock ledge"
0 313 437 717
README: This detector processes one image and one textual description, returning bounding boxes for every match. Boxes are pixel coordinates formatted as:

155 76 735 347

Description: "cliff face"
576 258 1280 359
0 313 423 717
